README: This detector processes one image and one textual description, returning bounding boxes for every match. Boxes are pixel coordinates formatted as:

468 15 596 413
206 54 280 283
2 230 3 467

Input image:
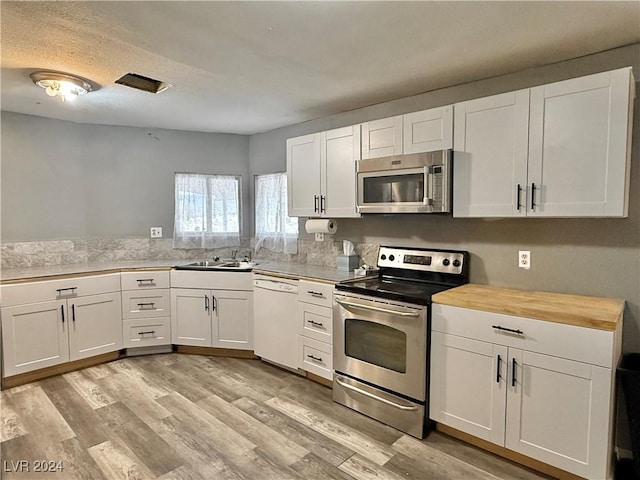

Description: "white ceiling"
1 1 639 135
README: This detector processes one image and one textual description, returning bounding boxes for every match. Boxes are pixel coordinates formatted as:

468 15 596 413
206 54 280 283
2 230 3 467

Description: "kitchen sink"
176 260 261 271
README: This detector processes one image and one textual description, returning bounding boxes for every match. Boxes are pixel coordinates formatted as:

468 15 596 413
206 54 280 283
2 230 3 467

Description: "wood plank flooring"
0 354 552 480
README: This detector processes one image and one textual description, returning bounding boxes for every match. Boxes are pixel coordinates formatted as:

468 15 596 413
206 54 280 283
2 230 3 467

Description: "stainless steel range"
333 246 469 438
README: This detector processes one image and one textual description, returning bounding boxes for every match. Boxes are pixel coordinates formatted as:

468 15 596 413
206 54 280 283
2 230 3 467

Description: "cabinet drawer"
121 271 170 290
2 273 121 307
299 302 332 343
122 289 170 319
298 335 332 380
123 318 171 348
432 304 615 368
298 280 334 308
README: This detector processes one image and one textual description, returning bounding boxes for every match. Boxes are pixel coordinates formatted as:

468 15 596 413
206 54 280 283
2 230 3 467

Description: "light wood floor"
0 353 551 480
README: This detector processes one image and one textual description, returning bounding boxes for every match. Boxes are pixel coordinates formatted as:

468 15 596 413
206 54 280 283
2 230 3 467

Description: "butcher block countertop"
432 284 624 331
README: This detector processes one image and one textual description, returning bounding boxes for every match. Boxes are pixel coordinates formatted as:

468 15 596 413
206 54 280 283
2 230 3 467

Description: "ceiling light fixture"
30 71 95 102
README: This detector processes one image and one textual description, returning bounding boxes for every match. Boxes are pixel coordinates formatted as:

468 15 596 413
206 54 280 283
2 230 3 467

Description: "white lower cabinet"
170 271 253 350
121 271 172 349
1 274 123 377
297 280 334 380
430 304 618 480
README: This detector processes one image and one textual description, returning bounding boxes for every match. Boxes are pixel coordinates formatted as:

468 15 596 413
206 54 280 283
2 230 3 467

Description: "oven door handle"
335 298 421 317
335 376 419 411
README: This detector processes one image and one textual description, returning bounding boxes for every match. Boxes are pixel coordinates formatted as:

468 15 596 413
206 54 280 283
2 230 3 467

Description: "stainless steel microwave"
357 150 452 213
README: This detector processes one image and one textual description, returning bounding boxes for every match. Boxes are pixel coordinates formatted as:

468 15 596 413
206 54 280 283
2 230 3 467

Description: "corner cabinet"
454 67 635 218
287 125 361 218
1 274 123 377
430 296 623 480
170 271 253 350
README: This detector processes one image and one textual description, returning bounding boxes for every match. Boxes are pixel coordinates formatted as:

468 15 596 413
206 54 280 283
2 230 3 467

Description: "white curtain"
255 173 298 254
173 173 241 249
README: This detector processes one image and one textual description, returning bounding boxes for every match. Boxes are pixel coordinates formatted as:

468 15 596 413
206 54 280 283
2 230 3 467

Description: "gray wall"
1 113 250 241
249 43 640 353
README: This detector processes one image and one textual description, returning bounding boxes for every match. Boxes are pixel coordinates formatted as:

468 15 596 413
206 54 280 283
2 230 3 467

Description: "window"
173 173 241 248
254 173 298 254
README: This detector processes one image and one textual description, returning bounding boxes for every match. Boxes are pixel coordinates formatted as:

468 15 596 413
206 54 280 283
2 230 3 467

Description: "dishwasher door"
253 276 299 370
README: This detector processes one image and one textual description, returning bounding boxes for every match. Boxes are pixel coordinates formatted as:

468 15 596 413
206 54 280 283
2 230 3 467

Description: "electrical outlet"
150 227 163 238
518 250 531 270
315 233 324 241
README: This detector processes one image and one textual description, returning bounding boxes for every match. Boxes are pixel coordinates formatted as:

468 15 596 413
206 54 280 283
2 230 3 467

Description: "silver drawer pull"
492 325 524 335
335 376 418 411
307 320 324 328
307 290 325 298
138 330 156 336
335 298 420 317
136 279 155 285
137 302 156 309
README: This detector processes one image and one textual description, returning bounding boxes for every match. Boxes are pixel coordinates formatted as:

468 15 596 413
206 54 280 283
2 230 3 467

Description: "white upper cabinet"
361 106 453 159
528 68 634 217
403 106 453 153
454 91 530 217
454 67 634 218
287 133 322 217
361 116 403 159
287 125 360 218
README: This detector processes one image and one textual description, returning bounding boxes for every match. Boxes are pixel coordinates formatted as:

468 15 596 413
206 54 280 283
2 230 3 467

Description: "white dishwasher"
253 274 299 370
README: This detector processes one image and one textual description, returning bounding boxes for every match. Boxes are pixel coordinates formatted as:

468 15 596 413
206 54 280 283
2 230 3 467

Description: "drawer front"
170 270 253 290
122 289 170 319
121 271 170 290
298 335 332 380
2 273 121 307
123 318 171 348
298 280 334 308
299 302 332 343
432 304 615 368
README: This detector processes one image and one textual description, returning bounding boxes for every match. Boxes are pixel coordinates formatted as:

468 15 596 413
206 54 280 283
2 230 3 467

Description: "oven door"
333 293 428 401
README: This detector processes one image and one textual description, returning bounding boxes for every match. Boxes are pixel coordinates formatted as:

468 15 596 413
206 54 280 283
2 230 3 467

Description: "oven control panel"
377 246 466 275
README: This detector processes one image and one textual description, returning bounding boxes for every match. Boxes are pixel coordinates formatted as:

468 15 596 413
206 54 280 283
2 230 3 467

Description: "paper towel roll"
305 219 337 234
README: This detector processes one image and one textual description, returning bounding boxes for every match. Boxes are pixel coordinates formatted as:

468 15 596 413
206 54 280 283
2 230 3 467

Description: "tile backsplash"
1 237 379 270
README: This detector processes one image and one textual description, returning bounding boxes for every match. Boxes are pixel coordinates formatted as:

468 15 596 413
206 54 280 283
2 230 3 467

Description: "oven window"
344 319 407 373
363 173 424 204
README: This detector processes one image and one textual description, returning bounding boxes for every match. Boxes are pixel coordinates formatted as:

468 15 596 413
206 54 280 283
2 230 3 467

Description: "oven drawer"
299 302 332 343
298 280 334 308
122 289 170 319
121 271 170 290
298 336 332 380
123 317 171 348
431 304 615 368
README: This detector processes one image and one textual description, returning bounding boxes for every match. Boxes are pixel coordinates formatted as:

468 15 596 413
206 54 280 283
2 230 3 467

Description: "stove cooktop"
335 246 469 305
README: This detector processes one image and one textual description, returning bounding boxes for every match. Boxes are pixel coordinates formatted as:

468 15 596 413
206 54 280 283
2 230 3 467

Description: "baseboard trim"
435 423 585 480
306 371 333 388
175 345 257 359
2 351 122 389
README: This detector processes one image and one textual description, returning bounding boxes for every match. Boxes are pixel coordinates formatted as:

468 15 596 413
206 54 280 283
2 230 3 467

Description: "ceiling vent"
115 73 172 94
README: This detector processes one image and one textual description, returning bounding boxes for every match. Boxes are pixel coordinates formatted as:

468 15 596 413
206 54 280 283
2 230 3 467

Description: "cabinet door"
505 349 613 479
68 292 123 361
1 300 69 376
171 288 212 346
321 126 361 218
430 332 507 445
361 116 403 159
403 106 453 153
287 133 322 217
528 68 633 217
212 290 253 350
453 90 529 217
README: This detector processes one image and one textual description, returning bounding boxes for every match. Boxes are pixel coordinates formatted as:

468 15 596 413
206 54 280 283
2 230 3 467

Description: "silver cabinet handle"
335 376 418 411
136 279 155 285
307 290 325 298
335 298 420 317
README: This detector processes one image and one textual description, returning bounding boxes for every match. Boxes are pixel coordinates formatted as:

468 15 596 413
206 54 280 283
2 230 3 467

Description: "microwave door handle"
424 166 434 206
